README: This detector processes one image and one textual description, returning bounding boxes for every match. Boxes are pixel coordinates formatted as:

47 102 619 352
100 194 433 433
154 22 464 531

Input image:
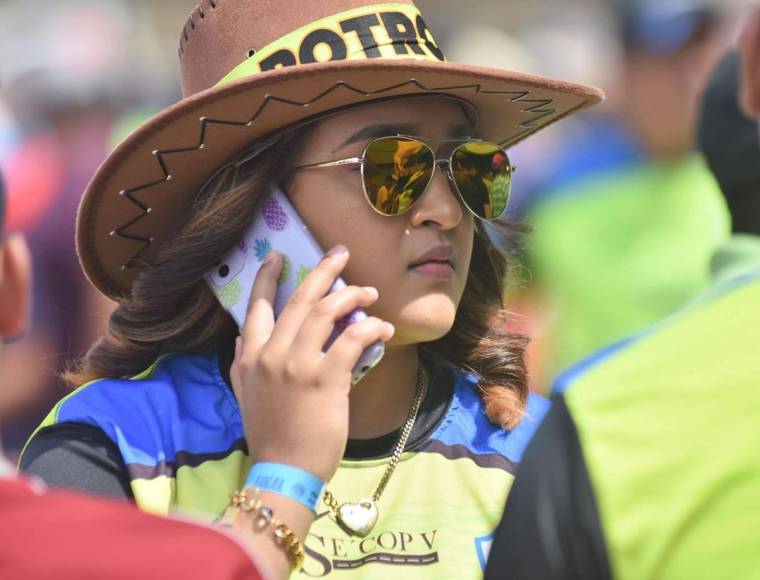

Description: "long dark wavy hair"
65 122 530 429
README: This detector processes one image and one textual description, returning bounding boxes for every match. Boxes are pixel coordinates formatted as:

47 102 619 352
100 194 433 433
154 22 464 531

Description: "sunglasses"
294 136 515 221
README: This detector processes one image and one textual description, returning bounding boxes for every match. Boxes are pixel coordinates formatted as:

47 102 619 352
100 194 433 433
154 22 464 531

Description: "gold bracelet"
218 487 305 571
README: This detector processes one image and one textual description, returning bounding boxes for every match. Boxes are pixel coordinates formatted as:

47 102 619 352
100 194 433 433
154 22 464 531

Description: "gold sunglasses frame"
293 135 516 221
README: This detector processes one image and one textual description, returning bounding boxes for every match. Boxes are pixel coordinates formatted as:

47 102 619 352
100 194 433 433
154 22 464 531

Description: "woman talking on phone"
21 1 602 578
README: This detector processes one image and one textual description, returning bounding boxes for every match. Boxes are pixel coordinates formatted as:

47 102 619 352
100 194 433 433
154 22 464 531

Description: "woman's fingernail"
384 322 395 335
326 244 348 258
263 251 279 265
362 287 378 298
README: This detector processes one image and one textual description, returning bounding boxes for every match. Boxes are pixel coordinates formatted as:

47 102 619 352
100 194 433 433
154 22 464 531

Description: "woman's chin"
367 294 460 346
387 305 458 346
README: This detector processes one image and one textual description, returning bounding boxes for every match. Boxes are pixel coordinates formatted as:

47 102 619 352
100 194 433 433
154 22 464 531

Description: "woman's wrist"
246 462 327 514
219 487 316 578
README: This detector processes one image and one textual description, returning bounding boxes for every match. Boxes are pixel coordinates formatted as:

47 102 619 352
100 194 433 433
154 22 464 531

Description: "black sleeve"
485 395 612 580
20 423 134 501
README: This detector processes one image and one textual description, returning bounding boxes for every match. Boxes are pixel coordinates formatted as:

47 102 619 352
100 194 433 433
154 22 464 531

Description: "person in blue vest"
485 15 760 580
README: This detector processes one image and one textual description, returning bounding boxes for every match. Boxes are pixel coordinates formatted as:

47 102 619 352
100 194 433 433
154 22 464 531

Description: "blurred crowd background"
0 0 755 454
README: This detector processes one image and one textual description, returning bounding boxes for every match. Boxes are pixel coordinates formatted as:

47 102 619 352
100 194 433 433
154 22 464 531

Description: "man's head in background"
0 171 32 345
698 50 760 235
739 7 760 118
614 0 730 157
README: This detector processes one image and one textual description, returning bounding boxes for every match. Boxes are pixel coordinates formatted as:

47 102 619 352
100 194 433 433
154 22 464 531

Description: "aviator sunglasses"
294 136 515 221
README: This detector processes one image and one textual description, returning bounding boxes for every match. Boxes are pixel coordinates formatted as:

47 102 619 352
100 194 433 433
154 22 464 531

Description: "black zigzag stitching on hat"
112 78 561 272
498 94 556 129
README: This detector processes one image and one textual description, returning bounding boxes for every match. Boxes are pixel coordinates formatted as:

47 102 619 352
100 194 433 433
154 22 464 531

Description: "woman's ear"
0 234 32 339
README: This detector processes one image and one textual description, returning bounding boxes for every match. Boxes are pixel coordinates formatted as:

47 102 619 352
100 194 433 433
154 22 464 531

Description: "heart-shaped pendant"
337 499 379 537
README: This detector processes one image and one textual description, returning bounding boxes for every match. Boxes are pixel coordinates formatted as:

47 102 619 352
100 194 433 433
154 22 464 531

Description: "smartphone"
205 186 385 385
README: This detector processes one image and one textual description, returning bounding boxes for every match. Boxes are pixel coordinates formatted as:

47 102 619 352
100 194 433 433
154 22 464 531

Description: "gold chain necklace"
323 365 427 537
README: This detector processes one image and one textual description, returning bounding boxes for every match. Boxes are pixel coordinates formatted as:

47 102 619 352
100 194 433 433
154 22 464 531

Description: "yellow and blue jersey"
26 354 548 579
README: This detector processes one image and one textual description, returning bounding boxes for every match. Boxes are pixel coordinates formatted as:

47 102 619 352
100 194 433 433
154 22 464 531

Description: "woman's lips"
409 260 455 278
408 245 456 279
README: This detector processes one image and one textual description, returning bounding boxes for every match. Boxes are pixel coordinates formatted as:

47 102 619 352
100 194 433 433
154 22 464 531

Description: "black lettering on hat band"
219 5 447 83
300 28 349 64
415 15 445 61
259 49 298 72
341 14 383 59
381 12 427 56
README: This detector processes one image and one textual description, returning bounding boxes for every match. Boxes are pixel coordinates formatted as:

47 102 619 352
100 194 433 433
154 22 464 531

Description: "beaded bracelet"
217 487 305 570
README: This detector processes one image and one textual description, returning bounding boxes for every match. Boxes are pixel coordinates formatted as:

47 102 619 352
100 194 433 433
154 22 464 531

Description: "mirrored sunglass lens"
363 138 434 215
451 142 511 220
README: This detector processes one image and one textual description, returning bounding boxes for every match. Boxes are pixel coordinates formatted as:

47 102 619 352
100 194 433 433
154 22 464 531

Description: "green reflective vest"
529 155 730 379
557 260 760 580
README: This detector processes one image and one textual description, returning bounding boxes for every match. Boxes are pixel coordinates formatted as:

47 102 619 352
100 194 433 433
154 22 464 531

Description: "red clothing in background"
0 471 264 580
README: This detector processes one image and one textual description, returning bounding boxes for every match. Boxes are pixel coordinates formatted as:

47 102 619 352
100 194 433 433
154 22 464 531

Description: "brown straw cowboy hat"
78 0 604 300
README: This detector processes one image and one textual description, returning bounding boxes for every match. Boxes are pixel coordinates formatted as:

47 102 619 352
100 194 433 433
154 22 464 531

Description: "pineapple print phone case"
205 186 385 385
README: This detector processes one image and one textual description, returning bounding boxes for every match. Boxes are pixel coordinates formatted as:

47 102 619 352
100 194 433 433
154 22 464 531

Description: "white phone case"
205 187 384 384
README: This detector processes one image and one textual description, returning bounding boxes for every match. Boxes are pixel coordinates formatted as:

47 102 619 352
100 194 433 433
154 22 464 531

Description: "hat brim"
78 59 604 299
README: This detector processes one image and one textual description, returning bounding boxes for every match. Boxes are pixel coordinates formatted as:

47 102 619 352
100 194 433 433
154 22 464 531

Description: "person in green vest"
523 0 731 389
485 21 760 580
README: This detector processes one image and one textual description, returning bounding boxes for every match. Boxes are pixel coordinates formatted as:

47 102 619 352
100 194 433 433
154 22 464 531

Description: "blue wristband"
245 462 326 513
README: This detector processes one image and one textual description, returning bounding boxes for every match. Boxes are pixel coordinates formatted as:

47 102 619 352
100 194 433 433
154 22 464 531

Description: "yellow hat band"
217 3 445 87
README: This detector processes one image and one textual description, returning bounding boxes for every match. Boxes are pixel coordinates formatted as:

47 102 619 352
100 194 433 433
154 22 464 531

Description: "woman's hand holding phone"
227 245 393 577
230 244 395 484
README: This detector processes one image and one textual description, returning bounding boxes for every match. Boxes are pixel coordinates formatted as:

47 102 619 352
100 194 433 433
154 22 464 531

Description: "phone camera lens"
218 265 230 278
